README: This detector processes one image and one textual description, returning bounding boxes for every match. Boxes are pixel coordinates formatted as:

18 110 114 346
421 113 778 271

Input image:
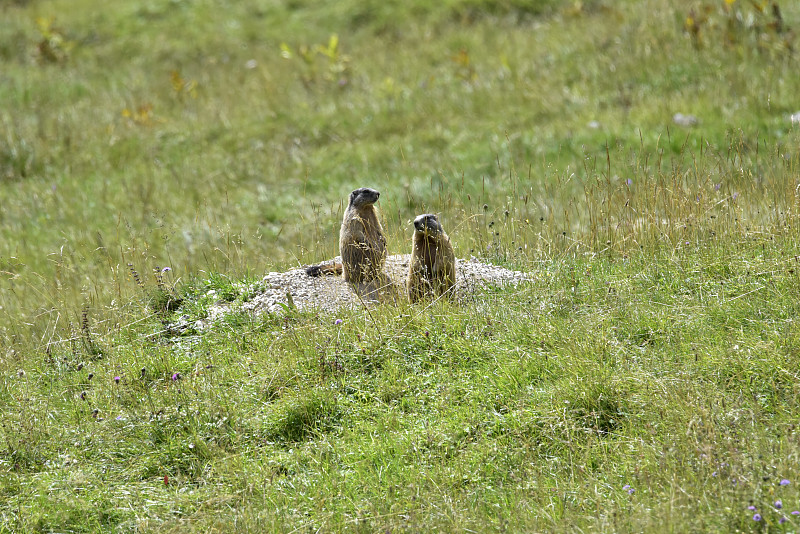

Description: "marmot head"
413 214 444 235
348 188 381 208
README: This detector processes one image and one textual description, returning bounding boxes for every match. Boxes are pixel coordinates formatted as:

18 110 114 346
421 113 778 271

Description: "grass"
2 0 800 531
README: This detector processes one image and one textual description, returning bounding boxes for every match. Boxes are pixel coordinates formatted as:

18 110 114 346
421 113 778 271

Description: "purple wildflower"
714 183 721 191
172 372 180 381
161 267 172 273
780 517 788 524
748 505 757 511
334 319 343 326
776 500 783 510
793 511 800 516
623 484 634 494
114 376 120 384
626 178 633 186
780 479 790 486
753 514 762 521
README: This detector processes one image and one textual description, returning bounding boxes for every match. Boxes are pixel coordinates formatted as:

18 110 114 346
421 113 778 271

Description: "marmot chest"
415 237 443 270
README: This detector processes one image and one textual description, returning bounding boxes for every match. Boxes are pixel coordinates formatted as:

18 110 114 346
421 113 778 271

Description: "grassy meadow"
2 0 800 531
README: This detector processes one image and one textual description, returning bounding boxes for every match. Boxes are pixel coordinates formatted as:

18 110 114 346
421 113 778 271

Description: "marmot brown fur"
407 213 456 303
304 187 386 282
340 187 386 281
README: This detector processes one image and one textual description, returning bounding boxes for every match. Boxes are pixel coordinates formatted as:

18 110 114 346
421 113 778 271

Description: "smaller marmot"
407 213 456 303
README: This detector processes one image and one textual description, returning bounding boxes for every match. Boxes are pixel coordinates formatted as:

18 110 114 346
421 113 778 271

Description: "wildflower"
626 178 633 186
793 511 800 516
748 506 757 511
114 376 120 384
780 479 791 486
164 475 169 486
161 267 172 273
775 500 783 509
753 514 762 521
334 319 343 326
623 484 635 494
714 183 721 191
780 517 788 524
171 372 180 381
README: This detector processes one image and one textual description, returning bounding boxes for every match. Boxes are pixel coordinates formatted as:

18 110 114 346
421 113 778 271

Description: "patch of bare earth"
231 254 528 316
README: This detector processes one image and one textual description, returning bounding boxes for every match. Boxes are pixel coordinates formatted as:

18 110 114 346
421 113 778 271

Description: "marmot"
340 187 387 284
304 187 386 284
305 187 393 299
407 213 456 303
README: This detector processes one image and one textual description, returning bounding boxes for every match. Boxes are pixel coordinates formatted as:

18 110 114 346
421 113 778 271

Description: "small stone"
673 113 698 127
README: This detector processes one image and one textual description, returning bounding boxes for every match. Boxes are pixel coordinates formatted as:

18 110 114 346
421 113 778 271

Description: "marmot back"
407 213 456 303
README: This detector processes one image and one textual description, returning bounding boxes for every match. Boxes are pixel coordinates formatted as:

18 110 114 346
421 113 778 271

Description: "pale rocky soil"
201 255 529 321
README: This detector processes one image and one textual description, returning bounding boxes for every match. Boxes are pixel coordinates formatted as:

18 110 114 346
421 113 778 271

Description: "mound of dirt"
238 254 529 315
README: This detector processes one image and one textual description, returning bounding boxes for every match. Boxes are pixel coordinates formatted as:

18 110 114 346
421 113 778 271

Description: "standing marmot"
407 213 456 303
339 187 391 298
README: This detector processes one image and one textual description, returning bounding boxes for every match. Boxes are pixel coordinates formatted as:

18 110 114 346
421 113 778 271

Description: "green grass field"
3 0 800 531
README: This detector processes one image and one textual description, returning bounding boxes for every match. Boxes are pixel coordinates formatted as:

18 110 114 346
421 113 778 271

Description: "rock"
673 113 698 127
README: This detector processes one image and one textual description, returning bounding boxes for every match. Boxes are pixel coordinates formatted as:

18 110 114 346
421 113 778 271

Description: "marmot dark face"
413 214 443 235
349 188 381 208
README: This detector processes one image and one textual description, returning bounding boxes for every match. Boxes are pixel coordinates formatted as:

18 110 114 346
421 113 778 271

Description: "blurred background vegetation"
1 0 799 348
